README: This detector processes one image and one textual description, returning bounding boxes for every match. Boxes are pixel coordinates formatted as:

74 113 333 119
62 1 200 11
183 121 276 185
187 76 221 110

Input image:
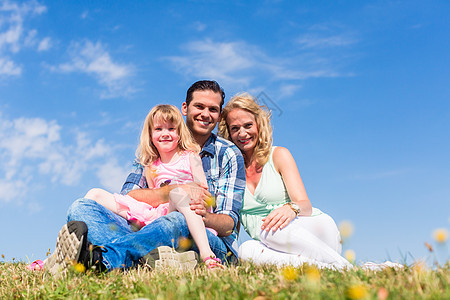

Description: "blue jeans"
67 198 229 270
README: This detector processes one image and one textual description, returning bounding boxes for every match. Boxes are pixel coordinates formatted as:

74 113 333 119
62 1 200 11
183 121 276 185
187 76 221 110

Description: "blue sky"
1 0 449 265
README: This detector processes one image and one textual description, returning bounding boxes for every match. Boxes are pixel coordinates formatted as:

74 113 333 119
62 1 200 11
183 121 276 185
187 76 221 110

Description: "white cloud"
0 56 21 75
165 39 343 89
166 39 255 86
192 21 206 32
37 36 51 51
296 34 356 49
0 112 128 204
49 40 136 98
96 159 129 193
279 84 302 98
80 10 88 19
0 0 47 77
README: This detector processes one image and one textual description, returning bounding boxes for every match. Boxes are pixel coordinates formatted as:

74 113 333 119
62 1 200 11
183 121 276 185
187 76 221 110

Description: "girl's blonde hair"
137 104 200 166
218 93 273 167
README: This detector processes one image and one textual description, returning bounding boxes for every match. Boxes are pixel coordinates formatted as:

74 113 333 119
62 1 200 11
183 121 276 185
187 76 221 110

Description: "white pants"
238 213 352 269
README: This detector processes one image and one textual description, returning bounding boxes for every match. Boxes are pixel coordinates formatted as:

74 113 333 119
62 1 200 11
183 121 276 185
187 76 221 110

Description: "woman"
218 93 351 269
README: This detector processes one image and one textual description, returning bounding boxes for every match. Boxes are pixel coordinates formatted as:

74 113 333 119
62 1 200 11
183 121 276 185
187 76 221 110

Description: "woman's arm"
261 147 312 232
273 147 312 215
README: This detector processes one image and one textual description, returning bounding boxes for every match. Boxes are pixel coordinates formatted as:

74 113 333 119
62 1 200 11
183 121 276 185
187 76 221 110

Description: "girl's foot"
26 260 44 271
203 256 226 270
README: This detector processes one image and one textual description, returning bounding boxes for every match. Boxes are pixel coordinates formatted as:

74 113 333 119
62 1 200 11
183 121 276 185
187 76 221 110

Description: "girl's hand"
261 205 296 232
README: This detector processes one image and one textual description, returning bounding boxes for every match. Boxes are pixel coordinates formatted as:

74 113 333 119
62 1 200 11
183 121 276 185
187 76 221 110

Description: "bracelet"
285 202 300 216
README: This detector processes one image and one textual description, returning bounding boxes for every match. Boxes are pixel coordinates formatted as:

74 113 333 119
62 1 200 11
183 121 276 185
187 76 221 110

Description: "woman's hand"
261 204 296 232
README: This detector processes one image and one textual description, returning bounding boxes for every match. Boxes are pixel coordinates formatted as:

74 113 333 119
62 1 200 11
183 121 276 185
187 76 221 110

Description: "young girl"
85 104 224 269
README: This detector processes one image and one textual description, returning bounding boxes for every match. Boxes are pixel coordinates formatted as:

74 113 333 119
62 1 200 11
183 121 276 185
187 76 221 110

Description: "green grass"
0 261 448 299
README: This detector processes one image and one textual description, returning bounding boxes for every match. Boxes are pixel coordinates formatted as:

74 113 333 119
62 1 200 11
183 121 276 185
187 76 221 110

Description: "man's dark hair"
185 80 225 110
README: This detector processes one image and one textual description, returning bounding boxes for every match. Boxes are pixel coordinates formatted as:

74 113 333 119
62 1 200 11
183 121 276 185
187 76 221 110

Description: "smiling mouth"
238 138 252 144
196 119 211 126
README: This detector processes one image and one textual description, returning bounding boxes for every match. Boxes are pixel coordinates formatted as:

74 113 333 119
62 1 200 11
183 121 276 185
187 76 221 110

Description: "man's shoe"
48 221 106 276
142 246 198 271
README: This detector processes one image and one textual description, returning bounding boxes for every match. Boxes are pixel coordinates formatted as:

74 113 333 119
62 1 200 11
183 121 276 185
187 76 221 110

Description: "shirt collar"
201 133 216 157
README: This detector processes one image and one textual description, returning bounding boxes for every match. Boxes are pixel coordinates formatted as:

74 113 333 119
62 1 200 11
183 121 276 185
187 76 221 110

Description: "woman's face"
226 108 259 155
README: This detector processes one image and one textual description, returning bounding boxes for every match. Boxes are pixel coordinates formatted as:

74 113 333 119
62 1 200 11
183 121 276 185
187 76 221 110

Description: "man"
49 80 245 273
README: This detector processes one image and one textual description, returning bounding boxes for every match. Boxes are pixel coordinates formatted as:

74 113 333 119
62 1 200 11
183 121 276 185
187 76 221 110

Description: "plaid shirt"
121 133 246 257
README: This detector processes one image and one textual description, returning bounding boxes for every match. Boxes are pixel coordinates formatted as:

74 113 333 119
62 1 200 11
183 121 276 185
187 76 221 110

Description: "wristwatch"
286 202 301 216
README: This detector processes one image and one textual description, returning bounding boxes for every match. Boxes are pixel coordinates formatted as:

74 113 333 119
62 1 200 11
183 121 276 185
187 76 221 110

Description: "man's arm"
127 187 170 207
191 144 246 237
122 160 211 207
121 161 169 206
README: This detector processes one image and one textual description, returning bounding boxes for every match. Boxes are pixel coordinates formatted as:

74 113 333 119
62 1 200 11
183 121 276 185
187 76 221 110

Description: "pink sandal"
26 259 44 271
203 256 226 270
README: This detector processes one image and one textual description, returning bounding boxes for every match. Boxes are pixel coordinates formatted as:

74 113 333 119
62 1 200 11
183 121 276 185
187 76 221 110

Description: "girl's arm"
261 147 312 232
188 153 208 188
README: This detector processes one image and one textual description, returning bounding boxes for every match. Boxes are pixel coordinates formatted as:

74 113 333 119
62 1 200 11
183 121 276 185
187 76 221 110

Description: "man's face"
182 90 222 141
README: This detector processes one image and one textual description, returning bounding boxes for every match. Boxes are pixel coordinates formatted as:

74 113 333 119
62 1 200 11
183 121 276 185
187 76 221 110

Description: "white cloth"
238 213 352 269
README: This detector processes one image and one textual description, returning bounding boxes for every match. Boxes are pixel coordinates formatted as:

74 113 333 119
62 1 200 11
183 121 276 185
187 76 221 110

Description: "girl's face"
226 108 259 156
151 119 180 155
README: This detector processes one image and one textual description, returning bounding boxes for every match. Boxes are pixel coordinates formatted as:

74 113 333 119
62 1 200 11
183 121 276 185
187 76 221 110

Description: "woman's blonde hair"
137 104 200 166
218 93 273 167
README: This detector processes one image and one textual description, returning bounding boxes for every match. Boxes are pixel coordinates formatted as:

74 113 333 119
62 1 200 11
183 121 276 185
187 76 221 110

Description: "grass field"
0 260 448 299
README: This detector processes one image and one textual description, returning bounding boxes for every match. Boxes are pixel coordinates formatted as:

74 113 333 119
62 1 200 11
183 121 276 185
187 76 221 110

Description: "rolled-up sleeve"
214 145 246 230
120 161 148 195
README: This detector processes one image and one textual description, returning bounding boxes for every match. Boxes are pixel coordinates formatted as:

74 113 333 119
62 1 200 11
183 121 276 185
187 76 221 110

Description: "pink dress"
114 151 217 236
114 151 194 228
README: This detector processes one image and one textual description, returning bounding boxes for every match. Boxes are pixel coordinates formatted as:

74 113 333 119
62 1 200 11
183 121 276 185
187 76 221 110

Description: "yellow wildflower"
205 195 216 208
432 228 448 243
73 262 86 273
281 266 298 281
344 249 356 263
178 237 192 250
339 220 354 239
412 260 427 274
305 266 320 283
346 285 368 299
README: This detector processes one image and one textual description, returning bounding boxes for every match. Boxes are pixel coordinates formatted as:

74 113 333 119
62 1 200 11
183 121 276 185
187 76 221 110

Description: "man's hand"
178 182 210 218
189 197 208 219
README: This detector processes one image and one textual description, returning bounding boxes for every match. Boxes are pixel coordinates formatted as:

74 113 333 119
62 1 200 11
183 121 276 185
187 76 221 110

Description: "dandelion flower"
281 266 298 281
432 228 448 243
205 195 216 208
346 285 368 299
178 237 192 250
73 262 86 273
339 220 354 239
344 249 356 263
305 266 320 283
412 260 427 274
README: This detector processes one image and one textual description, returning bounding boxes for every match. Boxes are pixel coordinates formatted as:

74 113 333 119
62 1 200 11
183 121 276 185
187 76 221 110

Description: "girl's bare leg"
168 187 215 260
84 188 128 219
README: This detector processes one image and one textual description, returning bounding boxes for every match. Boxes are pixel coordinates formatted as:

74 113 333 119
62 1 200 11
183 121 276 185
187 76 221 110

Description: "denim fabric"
67 198 229 270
